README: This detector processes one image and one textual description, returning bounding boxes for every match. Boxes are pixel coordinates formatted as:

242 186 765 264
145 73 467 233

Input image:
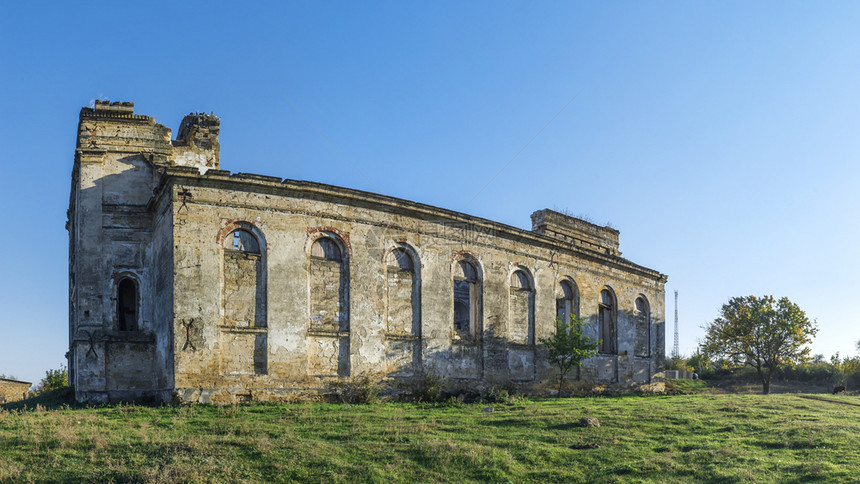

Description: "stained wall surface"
69 101 667 404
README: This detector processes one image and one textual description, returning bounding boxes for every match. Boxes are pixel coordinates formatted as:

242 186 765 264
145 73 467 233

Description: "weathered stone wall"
165 170 666 402
69 101 217 403
69 101 667 404
0 380 31 403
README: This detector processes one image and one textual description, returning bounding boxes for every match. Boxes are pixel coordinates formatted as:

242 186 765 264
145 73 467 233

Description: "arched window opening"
453 260 480 342
311 237 341 261
384 247 421 375
387 248 413 271
634 296 650 357
309 236 348 332
556 279 579 326
221 228 266 328
509 269 535 345
599 288 616 354
225 229 260 253
220 226 267 375
511 270 531 291
117 278 138 331
309 234 350 376
385 248 419 335
454 260 477 280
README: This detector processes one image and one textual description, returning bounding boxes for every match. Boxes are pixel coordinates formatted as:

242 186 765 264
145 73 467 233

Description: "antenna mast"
672 290 680 358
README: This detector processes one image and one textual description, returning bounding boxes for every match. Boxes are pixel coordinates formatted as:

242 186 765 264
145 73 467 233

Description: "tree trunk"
558 369 567 397
755 366 770 395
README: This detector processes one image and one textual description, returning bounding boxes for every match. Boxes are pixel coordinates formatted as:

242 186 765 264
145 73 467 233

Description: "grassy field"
2 388 860 483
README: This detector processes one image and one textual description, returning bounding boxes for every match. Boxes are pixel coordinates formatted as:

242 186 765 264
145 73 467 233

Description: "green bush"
33 366 68 396
484 386 510 403
666 355 694 372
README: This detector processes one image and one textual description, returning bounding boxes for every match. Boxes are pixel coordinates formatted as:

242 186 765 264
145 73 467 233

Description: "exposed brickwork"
222 251 265 327
0 379 31 403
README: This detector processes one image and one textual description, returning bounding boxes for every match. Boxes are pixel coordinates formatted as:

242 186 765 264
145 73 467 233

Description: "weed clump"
482 385 528 404
483 386 511 404
399 367 448 402
331 373 382 404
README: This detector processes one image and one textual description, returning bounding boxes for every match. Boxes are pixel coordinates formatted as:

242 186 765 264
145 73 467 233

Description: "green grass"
3 392 860 483
664 379 712 394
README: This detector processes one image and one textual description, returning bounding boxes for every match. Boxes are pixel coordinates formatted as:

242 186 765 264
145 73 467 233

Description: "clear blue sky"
2 1 859 385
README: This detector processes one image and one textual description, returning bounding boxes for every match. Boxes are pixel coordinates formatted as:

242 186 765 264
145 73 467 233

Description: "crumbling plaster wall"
166 174 666 402
70 148 162 403
69 102 215 403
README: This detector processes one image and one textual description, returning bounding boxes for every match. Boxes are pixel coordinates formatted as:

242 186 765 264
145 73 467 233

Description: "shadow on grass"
479 417 536 429
795 395 860 407
1 387 173 412
549 422 587 431
757 439 822 450
0 387 77 411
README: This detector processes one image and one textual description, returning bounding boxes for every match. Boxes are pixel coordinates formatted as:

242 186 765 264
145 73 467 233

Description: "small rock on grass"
578 417 600 427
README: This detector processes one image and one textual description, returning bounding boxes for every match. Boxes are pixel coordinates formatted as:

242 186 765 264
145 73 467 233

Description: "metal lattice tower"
672 290 680 358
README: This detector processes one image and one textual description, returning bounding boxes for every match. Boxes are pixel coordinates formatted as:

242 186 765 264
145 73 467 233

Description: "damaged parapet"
77 100 219 172
172 113 220 171
531 209 621 256
91 100 134 115
78 101 172 157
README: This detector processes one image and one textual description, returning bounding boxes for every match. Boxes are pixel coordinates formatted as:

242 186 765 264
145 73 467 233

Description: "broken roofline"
150 164 667 283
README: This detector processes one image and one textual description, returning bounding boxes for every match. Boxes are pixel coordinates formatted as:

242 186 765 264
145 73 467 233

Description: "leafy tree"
700 295 817 394
33 366 68 395
540 314 599 396
666 355 693 372
687 350 711 375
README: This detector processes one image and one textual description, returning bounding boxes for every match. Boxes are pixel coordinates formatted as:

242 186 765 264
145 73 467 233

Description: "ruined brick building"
68 101 667 404
0 378 32 404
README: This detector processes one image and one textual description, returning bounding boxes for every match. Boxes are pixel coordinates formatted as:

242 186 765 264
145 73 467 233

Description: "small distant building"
0 378 32 403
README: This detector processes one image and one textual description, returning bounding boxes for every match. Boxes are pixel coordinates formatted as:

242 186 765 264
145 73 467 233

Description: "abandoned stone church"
67 100 667 404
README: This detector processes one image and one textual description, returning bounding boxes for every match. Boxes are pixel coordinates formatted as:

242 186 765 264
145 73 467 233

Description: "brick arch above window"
306 227 351 259
216 219 267 251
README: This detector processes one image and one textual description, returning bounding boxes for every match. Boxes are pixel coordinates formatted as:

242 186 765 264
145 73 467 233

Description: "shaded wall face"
385 269 415 335
634 313 650 357
69 149 165 403
509 288 534 345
